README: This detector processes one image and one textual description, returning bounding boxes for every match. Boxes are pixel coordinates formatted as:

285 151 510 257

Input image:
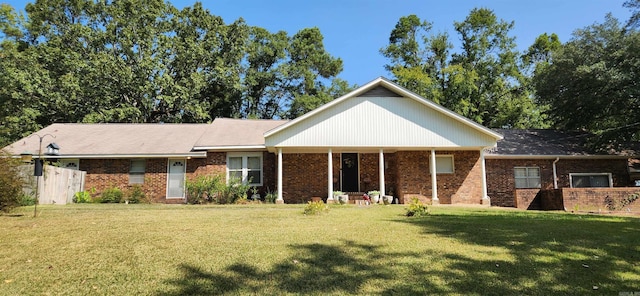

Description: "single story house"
4 77 639 210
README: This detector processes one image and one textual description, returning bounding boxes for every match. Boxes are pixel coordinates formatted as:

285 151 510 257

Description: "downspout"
553 157 560 189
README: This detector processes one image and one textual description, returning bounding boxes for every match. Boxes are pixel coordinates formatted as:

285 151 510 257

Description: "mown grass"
1 204 638 295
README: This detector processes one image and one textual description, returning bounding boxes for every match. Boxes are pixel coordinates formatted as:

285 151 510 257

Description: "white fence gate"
21 165 86 205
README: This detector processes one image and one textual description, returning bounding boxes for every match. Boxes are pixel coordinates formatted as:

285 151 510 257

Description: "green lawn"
1 204 638 295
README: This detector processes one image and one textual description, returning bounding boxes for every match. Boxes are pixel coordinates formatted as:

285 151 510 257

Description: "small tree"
0 152 26 213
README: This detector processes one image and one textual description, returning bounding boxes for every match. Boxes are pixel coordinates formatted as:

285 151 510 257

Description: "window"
514 167 541 188
227 153 262 186
433 155 454 174
570 173 612 188
129 159 146 184
60 159 80 170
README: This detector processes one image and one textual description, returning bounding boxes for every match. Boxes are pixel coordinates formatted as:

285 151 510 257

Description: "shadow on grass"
395 212 640 295
159 212 640 295
159 241 399 295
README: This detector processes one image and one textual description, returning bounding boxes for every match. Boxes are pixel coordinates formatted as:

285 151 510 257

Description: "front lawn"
1 204 638 295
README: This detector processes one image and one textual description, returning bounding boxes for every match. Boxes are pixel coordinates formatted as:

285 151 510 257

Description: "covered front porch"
262 78 502 205
271 148 492 205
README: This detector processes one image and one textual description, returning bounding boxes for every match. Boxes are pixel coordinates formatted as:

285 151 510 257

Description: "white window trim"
129 159 146 185
227 152 263 186
569 173 613 188
514 166 541 189
431 155 455 174
60 159 80 170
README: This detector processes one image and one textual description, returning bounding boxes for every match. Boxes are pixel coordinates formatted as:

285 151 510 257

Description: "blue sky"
2 0 633 86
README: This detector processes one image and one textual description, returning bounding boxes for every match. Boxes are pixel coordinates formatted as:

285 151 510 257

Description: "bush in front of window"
186 175 252 204
186 175 225 204
99 186 123 203
126 184 148 204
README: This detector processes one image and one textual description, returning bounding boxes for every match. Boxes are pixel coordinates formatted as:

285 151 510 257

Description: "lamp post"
27 133 57 217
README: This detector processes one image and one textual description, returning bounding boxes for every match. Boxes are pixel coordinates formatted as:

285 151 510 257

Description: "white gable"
265 78 502 152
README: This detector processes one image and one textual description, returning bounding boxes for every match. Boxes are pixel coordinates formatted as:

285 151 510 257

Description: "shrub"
303 200 329 215
405 198 429 217
264 189 277 204
100 186 123 203
18 193 35 206
0 153 26 213
126 185 147 204
219 177 250 204
73 190 92 203
185 175 224 204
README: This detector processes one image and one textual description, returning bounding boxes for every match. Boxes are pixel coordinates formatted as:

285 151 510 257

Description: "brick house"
5 77 638 209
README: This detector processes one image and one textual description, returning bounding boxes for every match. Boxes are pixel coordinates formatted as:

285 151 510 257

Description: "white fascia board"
484 154 632 159
44 153 207 159
194 145 267 151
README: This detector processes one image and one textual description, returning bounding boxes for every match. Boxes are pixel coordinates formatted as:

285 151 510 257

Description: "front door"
341 153 359 192
167 159 186 198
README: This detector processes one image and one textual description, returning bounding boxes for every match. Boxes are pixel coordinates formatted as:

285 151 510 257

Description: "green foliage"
533 14 640 147
126 185 148 204
185 175 252 204
303 200 329 215
185 174 225 204
0 153 26 213
0 1 348 147
264 189 277 204
405 198 429 217
100 186 123 204
219 177 251 204
381 10 549 129
73 190 92 203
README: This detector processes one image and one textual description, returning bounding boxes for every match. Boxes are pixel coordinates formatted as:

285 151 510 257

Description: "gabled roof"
486 129 635 158
264 77 503 151
4 123 211 158
193 118 288 150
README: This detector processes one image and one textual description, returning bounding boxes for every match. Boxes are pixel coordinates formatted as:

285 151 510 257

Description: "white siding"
265 96 497 148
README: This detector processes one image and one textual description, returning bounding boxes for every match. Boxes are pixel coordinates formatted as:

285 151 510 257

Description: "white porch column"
277 148 284 203
431 149 439 204
379 149 385 196
480 149 490 205
327 148 334 201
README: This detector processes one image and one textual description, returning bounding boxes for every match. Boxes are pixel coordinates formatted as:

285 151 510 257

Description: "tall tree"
0 1 350 146
533 14 640 146
381 9 548 128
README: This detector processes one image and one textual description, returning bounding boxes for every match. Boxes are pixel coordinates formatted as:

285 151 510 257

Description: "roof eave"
484 154 632 159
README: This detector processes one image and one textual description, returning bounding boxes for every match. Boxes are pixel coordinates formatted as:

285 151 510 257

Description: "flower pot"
383 195 394 205
339 194 349 204
370 194 380 204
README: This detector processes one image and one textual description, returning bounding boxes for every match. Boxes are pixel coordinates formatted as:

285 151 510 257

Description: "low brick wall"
562 188 640 212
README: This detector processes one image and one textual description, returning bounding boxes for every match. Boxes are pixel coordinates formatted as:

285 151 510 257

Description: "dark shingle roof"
487 129 600 156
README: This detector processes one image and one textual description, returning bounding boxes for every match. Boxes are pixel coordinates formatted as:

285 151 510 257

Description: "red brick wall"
282 153 327 203
80 158 168 202
487 158 631 207
396 150 484 204
562 188 640 212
